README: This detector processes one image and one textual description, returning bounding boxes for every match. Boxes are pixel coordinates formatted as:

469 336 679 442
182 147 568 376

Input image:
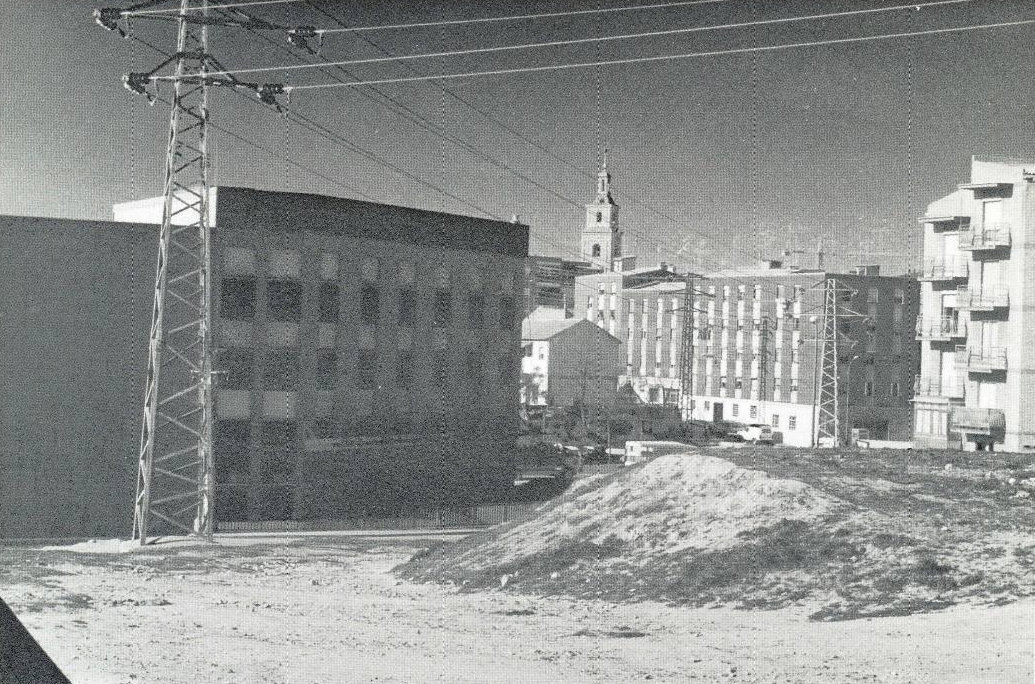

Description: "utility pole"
98 0 286 543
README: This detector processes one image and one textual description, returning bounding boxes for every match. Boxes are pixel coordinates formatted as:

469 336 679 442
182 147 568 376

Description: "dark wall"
0 216 154 538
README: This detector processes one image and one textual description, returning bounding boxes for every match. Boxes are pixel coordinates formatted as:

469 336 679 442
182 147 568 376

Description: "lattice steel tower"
98 0 287 543
133 0 215 543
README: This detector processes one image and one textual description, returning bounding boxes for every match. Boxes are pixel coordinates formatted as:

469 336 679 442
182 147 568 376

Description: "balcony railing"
956 345 1008 373
951 407 1006 434
915 315 966 341
958 223 1011 250
913 376 965 399
956 287 1009 311
919 259 969 281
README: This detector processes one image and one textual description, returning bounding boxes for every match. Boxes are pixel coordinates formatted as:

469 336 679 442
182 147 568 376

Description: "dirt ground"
1 531 1030 684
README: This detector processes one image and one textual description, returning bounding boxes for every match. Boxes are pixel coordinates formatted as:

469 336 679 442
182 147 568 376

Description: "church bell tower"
580 152 621 270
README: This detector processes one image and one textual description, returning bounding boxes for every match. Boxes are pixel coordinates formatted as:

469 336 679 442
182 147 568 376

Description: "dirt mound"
399 451 1035 620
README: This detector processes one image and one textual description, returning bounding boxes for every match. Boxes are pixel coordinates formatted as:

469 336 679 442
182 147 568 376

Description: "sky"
3 0 1035 278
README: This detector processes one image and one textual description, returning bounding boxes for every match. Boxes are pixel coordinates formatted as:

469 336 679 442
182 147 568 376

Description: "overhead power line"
288 17 1035 90
126 0 727 25
190 0 978 77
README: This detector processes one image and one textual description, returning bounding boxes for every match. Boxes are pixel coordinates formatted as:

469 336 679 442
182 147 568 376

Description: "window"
732 404 739 417
397 352 415 388
499 296 516 330
596 212 603 223
312 417 337 439
468 294 485 329
592 243 601 257
266 280 302 322
262 350 300 390
357 350 377 389
788 416 797 430
219 349 254 389
891 381 901 397
315 350 337 390
864 381 874 397
894 288 905 305
867 288 879 303
772 414 780 427
220 277 256 321
215 420 251 483
750 405 758 419
434 290 452 327
260 421 296 479
398 289 416 326
359 285 380 324
523 344 533 358
319 282 339 323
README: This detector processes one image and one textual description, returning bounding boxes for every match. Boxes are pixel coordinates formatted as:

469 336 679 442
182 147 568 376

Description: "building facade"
520 308 622 408
579 262 920 447
0 187 528 537
913 156 1035 452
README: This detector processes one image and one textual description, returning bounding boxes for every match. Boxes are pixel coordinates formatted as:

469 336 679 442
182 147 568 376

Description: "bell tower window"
592 244 602 258
596 212 603 223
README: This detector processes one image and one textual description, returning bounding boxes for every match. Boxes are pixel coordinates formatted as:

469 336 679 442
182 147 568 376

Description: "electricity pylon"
813 278 869 447
97 0 286 543
678 272 696 419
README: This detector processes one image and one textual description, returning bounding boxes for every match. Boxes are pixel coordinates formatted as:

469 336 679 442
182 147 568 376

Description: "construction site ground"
2 446 1033 683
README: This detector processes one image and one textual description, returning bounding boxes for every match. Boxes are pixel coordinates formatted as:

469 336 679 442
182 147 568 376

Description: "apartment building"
913 156 1035 452
579 262 919 447
0 187 528 537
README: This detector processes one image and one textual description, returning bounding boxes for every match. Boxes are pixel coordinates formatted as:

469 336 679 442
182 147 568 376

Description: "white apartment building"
913 156 1035 452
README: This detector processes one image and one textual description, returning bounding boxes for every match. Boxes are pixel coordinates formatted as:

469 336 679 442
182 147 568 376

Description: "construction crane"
97 0 286 544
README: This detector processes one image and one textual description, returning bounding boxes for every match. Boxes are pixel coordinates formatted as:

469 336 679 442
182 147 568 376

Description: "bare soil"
0 532 1030 683
401 448 1035 620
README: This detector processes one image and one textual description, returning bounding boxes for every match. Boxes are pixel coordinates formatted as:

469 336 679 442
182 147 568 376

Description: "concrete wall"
0 216 154 538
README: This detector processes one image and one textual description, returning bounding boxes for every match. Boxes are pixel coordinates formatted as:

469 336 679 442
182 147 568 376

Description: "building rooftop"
113 186 529 257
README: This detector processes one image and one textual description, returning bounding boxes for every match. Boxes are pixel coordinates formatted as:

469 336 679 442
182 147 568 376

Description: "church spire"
595 149 613 204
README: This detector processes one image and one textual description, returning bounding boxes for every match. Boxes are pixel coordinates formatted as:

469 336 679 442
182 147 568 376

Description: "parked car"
736 424 775 445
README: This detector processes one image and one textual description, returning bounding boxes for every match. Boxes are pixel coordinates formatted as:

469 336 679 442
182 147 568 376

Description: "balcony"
956 346 1008 373
918 259 969 282
958 223 1011 251
956 287 1009 311
915 315 966 341
950 407 1006 435
913 376 965 400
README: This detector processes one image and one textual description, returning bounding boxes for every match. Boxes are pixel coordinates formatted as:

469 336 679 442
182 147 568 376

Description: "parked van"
736 424 775 444
623 440 693 466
